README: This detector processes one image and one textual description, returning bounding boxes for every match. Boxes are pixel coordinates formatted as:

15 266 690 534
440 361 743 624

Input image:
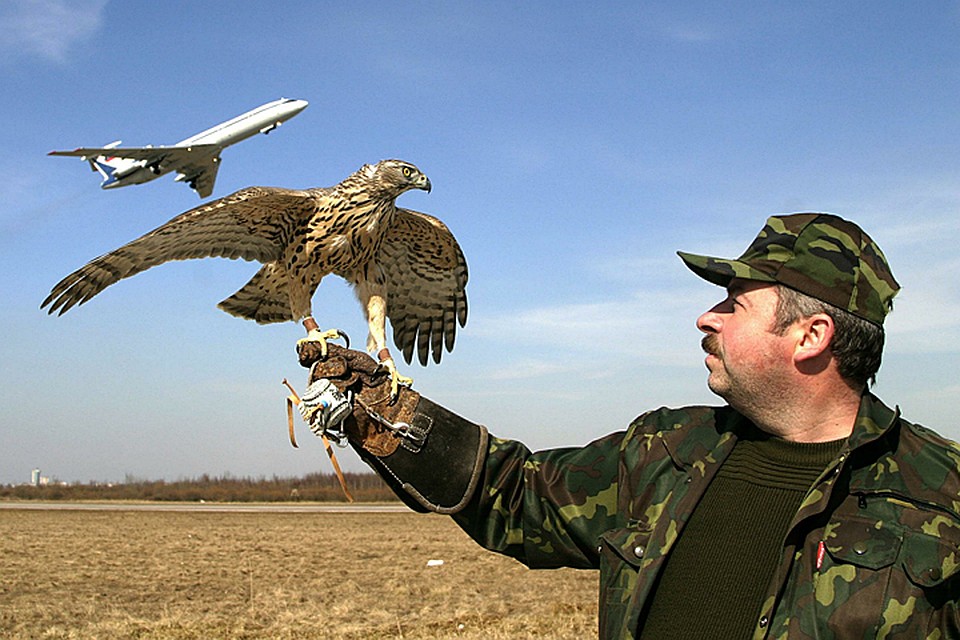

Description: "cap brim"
677 251 776 288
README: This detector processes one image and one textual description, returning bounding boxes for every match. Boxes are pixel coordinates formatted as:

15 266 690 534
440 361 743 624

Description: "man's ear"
794 313 834 364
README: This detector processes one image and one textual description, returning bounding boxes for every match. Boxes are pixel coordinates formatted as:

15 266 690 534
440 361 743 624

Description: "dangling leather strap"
283 379 354 502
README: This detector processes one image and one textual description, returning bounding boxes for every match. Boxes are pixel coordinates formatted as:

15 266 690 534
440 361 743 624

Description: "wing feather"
42 186 318 315
380 208 468 365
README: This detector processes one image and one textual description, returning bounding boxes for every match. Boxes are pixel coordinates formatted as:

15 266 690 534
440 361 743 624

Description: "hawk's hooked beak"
417 175 432 193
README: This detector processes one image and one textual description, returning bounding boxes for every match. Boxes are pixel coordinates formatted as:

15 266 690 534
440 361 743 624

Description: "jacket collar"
844 391 901 453
658 394 900 472
659 405 743 472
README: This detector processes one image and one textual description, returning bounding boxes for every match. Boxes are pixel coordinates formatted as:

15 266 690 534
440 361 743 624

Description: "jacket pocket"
882 528 960 636
900 529 960 588
597 526 651 639
823 517 901 571
813 515 902 635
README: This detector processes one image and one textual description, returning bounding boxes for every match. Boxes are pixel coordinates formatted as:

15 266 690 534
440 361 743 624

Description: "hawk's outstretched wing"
42 187 316 315
381 208 469 365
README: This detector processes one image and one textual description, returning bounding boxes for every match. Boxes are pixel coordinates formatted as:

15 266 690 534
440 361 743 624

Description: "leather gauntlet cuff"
353 396 488 514
299 341 487 514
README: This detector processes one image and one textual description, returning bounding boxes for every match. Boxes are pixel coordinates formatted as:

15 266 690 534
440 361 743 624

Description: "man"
298 213 959 639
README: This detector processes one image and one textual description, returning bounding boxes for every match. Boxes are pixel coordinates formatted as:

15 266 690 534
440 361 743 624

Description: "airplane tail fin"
87 141 124 185
89 158 116 184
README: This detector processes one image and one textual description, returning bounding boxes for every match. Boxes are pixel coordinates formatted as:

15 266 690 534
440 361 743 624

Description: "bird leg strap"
296 342 488 514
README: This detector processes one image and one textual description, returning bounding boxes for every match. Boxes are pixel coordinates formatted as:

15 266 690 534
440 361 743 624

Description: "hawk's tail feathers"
218 264 293 325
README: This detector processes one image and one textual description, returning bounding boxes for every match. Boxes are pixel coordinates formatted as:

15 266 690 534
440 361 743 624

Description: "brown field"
0 506 597 639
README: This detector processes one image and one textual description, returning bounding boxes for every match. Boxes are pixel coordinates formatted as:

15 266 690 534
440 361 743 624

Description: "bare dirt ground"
0 507 597 639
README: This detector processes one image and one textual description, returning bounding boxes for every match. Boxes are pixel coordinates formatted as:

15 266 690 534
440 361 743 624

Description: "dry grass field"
0 506 597 639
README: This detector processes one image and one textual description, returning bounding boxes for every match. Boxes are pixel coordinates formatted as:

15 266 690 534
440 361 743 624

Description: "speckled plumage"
42 159 468 366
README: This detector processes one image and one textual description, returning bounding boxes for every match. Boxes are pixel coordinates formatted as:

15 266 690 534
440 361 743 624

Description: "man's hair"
772 284 885 389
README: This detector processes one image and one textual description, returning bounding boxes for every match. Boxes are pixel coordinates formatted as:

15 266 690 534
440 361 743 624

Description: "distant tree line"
0 472 399 503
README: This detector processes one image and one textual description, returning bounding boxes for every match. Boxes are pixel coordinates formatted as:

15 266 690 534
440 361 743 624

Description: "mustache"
701 334 720 357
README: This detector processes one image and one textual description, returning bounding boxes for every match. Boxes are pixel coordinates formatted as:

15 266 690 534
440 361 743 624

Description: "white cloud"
485 357 577 381
882 254 960 354
0 0 106 63
469 282 711 372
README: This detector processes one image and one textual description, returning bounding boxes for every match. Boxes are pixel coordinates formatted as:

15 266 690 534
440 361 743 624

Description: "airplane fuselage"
178 98 306 148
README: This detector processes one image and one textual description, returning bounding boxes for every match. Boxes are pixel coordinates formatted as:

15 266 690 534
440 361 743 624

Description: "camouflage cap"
677 213 900 325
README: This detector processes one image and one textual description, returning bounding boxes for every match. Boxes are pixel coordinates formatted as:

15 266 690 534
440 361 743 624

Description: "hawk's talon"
391 371 414 400
378 357 413 399
297 328 348 358
332 329 350 349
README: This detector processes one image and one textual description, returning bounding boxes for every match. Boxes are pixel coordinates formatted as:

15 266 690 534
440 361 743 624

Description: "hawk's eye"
402 167 412 177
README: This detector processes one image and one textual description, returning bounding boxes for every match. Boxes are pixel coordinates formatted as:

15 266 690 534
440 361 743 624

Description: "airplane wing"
48 144 220 163
50 144 222 198
174 154 222 198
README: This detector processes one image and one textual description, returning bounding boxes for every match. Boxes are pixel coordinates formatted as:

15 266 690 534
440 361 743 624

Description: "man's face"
696 279 794 411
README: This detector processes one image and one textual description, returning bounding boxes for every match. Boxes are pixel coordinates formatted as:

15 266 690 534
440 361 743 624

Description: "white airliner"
49 98 309 198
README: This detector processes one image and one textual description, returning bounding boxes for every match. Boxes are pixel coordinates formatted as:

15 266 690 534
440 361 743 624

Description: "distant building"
27 469 51 486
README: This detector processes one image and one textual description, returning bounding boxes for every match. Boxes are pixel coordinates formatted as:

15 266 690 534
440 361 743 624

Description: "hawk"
42 159 468 391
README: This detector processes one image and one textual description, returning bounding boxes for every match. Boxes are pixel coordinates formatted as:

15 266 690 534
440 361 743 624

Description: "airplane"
49 97 309 198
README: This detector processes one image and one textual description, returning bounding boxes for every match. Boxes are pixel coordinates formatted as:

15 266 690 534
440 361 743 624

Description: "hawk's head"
367 159 432 196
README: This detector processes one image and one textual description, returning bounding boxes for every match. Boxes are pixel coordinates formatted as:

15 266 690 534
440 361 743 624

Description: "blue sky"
1 1 958 485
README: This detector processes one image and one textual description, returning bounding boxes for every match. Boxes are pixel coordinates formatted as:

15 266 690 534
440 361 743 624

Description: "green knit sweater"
639 427 844 639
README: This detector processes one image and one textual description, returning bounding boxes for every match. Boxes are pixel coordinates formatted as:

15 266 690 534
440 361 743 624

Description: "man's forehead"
727 278 775 295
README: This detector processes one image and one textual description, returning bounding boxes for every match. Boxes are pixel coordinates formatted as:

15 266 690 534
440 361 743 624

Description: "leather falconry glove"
296 341 488 514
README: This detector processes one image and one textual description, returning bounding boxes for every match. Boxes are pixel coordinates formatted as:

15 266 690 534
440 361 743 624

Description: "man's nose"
696 304 724 334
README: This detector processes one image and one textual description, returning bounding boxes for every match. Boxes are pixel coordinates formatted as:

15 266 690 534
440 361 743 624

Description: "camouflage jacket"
453 393 960 639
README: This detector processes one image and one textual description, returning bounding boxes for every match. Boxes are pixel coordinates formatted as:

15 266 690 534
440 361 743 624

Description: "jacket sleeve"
452 432 625 570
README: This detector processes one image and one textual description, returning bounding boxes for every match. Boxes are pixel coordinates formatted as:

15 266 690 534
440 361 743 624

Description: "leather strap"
283 378 354 502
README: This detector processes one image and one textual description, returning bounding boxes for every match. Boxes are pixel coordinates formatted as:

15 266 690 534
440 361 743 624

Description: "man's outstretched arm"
296 342 621 569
